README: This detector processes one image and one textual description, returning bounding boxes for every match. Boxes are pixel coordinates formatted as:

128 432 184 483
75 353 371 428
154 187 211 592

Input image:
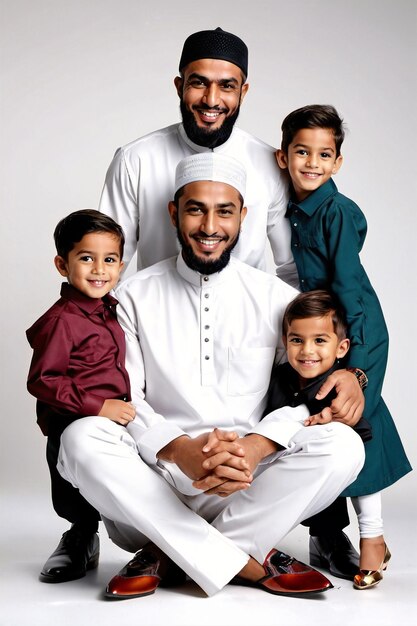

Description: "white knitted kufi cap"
174 153 246 198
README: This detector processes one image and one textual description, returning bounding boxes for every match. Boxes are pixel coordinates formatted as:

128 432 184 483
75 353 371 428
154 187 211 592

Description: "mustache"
196 103 228 112
192 232 227 239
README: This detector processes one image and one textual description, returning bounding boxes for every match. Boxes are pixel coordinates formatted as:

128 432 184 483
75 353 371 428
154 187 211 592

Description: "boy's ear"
336 337 350 359
276 149 288 170
54 255 69 277
332 154 343 175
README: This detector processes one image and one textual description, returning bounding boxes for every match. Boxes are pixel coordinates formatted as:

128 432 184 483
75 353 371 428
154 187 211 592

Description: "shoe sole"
104 589 156 600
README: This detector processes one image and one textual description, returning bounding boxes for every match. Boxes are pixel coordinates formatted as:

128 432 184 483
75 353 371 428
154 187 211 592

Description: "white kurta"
116 255 301 491
99 123 298 286
58 256 364 596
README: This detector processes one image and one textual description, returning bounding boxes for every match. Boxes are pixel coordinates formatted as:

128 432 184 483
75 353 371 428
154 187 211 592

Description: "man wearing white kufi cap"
58 152 365 600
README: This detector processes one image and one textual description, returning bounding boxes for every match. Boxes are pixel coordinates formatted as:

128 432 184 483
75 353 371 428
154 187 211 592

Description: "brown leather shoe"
106 548 161 599
230 549 333 596
105 545 186 599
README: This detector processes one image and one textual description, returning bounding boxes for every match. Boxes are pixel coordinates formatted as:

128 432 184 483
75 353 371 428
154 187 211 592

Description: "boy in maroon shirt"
26 209 134 583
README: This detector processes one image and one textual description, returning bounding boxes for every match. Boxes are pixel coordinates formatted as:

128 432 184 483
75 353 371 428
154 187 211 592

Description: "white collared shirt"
100 123 298 286
115 255 305 473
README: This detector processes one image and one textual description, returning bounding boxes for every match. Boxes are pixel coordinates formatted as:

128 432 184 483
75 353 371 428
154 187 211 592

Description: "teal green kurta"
287 178 411 496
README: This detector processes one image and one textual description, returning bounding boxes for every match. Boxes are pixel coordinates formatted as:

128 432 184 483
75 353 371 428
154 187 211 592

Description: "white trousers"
351 492 384 538
58 417 364 596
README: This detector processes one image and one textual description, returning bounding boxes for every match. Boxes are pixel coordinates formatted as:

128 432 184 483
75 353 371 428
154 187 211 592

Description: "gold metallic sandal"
353 544 391 590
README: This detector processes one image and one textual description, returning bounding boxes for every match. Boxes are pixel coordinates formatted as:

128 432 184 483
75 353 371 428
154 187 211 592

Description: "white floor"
2 492 417 626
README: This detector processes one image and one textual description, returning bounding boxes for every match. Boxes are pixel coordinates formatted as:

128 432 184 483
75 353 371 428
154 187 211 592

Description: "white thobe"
99 123 298 286
58 256 364 596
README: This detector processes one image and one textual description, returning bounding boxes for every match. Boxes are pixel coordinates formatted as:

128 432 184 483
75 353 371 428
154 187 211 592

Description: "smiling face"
168 180 247 274
175 58 248 148
277 127 343 202
54 231 124 299
284 314 349 387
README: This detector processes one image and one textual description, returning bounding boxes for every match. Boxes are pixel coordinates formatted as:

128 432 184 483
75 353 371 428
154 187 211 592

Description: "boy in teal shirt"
276 104 411 588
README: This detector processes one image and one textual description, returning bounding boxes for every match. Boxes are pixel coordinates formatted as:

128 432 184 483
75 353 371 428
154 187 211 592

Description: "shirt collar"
178 123 235 154
176 253 234 287
60 282 118 314
288 178 338 217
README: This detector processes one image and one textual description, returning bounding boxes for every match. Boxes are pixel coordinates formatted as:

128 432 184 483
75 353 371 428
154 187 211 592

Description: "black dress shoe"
230 549 333 596
39 525 99 583
309 531 359 580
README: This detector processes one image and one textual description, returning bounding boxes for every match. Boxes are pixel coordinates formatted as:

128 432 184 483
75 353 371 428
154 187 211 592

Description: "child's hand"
99 399 136 425
304 406 333 426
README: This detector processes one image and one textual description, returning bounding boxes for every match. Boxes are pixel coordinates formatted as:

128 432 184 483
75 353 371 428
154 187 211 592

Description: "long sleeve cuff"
249 405 309 450
127 420 187 466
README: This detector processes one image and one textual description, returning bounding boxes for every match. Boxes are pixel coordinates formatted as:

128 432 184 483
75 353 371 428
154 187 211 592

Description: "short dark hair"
54 209 125 259
282 290 347 341
281 104 345 157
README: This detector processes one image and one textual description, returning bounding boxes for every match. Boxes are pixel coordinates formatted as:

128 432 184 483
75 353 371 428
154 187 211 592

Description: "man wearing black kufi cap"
99 27 298 287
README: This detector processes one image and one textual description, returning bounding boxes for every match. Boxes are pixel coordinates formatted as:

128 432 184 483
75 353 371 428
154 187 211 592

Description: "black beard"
180 100 240 149
176 225 241 275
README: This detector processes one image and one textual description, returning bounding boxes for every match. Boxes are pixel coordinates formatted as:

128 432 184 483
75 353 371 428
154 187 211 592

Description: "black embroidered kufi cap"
179 27 248 77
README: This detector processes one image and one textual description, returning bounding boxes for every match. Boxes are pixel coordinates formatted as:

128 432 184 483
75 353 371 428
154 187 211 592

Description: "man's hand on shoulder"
315 369 364 426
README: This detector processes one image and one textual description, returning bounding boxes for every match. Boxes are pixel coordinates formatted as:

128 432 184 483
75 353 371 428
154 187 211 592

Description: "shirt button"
203 276 209 282
294 243 299 247
293 222 298 227
204 307 209 312
204 293 209 299
204 338 209 342
204 325 210 329
205 355 210 360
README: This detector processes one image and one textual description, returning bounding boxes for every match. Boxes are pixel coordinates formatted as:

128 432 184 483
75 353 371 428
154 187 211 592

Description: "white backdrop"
1 0 415 520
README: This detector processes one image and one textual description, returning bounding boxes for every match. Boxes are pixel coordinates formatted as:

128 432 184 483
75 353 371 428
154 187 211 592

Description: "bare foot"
359 536 386 571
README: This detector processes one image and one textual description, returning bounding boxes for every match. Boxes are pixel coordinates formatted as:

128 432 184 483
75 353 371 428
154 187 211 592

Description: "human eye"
295 149 308 156
79 255 93 262
320 152 332 159
104 256 117 263
315 337 327 344
289 337 302 344
221 81 237 90
189 78 206 88
187 206 203 215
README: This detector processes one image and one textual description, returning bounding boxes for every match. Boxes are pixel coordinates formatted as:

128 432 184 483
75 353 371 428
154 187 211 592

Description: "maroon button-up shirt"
26 283 131 435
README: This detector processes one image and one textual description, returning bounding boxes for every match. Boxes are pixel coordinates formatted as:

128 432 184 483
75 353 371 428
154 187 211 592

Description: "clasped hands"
158 428 278 498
